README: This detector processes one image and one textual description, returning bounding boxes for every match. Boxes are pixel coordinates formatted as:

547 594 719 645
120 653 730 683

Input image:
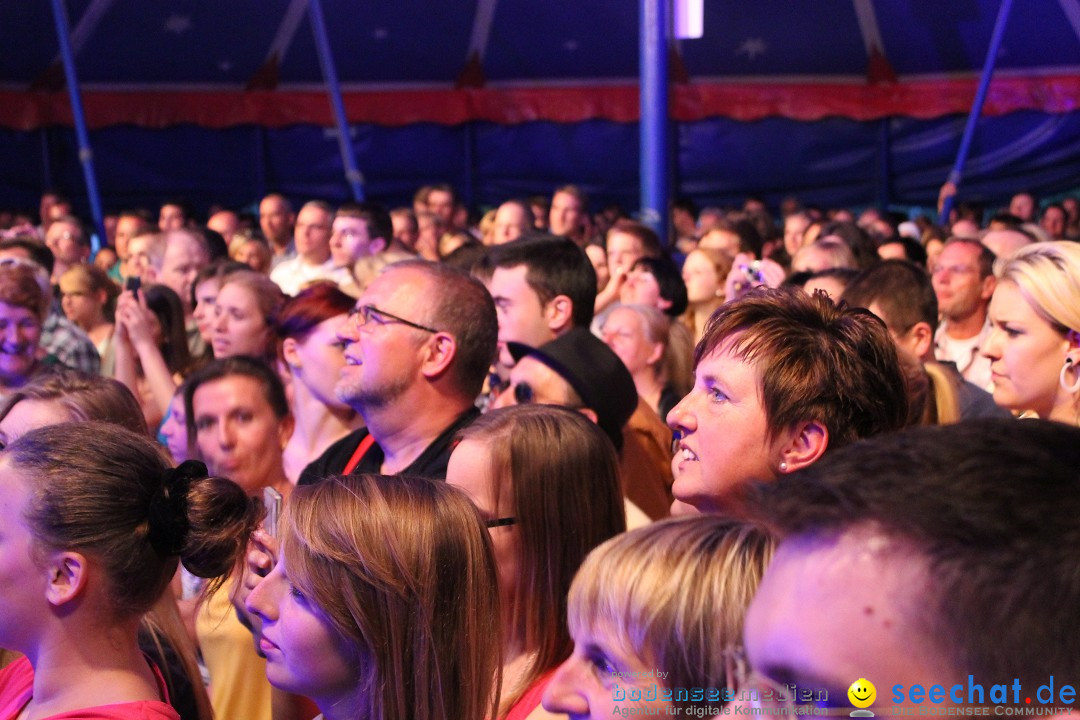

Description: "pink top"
0 656 180 720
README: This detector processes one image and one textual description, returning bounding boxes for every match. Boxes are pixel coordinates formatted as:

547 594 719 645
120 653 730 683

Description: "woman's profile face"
0 459 49 654
446 438 520 602
245 549 359 709
0 302 41 388
666 337 790 514
984 280 1072 418
543 619 669 720
290 314 351 411
211 282 269 359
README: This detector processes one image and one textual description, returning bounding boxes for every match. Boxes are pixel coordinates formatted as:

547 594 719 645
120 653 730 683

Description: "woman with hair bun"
0 422 260 719
246 473 501 720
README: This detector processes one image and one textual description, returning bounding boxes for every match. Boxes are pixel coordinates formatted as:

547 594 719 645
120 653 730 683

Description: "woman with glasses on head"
447 405 626 720
245 473 501 720
0 422 259 720
543 516 775 720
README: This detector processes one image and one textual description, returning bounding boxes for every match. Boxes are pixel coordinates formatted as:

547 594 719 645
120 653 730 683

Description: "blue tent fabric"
2 1 1079 214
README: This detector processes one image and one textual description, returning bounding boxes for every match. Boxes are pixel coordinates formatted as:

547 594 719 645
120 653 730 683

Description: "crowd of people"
0 183 1078 720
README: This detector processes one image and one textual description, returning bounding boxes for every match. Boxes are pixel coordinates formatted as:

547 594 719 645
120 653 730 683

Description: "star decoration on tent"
736 37 766 60
164 14 192 35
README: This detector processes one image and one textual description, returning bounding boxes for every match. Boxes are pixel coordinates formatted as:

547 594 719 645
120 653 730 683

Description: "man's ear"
281 337 301 370
46 551 89 607
777 420 829 474
371 237 387 255
903 321 934 361
420 333 457 379
544 295 574 334
980 274 997 301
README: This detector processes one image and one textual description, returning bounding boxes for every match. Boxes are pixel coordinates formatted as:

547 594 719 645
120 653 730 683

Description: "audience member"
276 283 363 482
744 419 1080 704
502 327 674 520
984 241 1080 423
482 235 596 376
43 214 90 286
211 270 286 363
59 264 119 375
842 261 1008 424
981 227 1033 260
595 220 663 314
246 473 500 720
600 303 690 420
544 517 774 719
549 185 588 245
681 248 731 344
189 260 247 361
492 199 534 245
0 370 213 720
448 405 626 719
620 255 688 318
299 260 496 483
258 193 295 263
0 259 55 399
931 238 996 390
0 422 258 720
184 356 293 720
667 286 907 516
269 200 335 295
159 199 195 231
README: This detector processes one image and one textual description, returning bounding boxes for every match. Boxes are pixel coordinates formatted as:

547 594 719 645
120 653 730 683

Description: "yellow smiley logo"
848 678 876 708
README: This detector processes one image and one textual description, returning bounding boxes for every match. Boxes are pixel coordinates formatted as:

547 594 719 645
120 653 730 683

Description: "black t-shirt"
297 407 481 486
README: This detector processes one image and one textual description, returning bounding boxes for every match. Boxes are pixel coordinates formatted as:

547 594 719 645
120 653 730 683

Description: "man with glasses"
743 419 1080 716
931 238 996 390
298 260 496 484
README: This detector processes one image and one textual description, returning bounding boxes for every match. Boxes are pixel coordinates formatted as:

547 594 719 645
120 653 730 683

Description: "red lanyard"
343 434 377 475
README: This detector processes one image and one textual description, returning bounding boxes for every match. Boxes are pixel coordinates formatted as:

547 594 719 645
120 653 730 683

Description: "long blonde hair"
283 474 501 720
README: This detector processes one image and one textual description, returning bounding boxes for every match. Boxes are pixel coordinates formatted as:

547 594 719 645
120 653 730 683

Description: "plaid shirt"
41 312 101 375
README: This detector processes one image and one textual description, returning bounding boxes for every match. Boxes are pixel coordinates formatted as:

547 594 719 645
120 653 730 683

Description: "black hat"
507 327 638 450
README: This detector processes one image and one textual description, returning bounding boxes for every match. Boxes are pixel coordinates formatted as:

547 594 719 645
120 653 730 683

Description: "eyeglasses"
485 517 517 528
348 304 439 334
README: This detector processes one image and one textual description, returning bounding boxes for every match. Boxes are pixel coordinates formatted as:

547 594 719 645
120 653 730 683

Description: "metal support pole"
308 0 365 201
640 0 670 244
49 0 105 250
940 0 1013 224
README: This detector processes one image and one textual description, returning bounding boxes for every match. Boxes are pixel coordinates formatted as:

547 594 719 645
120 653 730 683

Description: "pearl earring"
779 461 789 473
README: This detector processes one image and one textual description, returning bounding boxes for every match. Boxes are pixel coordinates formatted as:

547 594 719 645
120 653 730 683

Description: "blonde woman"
543 516 775 719
984 241 1080 423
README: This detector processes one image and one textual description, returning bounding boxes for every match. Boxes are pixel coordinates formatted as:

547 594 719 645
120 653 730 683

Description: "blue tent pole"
940 0 1013 225
640 0 669 244
49 0 105 251
308 0 365 201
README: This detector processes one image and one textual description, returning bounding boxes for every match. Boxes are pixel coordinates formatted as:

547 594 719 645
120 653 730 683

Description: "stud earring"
779 461 789 473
